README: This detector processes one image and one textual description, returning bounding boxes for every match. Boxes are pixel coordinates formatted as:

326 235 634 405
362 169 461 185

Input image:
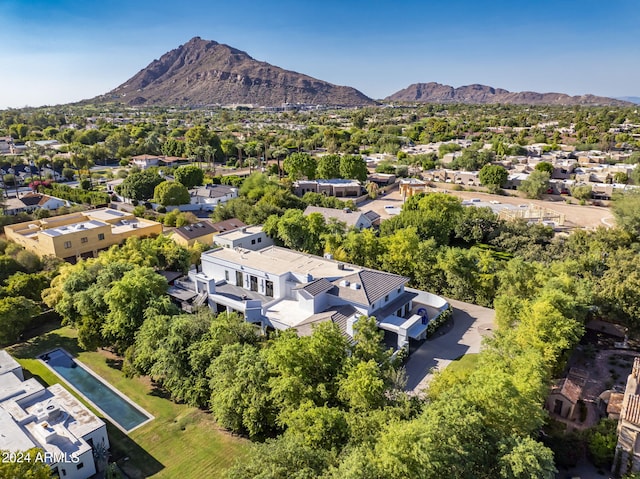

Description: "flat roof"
0 408 36 451
216 226 264 241
110 218 158 234
41 220 106 237
0 350 21 376
203 245 361 279
265 298 317 328
85 208 127 221
0 377 103 461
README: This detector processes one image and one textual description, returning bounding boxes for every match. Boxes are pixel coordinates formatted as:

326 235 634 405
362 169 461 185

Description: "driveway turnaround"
404 298 496 394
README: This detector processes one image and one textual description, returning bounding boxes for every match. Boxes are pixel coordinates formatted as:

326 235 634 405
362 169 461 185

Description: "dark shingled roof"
190 184 237 199
331 270 408 305
210 218 246 233
173 220 217 240
294 305 359 337
294 278 334 297
20 193 50 207
363 210 381 222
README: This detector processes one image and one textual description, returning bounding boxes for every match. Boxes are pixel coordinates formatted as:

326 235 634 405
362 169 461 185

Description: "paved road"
404 298 496 394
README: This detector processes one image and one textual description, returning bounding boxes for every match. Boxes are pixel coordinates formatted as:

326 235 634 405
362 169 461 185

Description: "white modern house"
186 246 449 349
0 350 109 479
213 225 273 251
130 154 162 169
181 184 238 212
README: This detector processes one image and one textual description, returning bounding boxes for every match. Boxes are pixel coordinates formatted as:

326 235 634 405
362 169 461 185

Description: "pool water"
41 349 151 432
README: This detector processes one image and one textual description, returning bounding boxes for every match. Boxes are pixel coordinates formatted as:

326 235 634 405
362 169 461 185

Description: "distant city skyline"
1 0 639 109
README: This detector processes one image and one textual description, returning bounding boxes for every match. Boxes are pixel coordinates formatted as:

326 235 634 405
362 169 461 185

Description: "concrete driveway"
404 298 496 394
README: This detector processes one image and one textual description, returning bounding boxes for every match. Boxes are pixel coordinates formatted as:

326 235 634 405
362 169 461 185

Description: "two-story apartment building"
188 246 449 349
0 350 109 479
4 208 162 262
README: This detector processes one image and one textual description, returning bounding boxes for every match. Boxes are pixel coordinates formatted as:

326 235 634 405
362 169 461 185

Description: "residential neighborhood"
1 28 640 477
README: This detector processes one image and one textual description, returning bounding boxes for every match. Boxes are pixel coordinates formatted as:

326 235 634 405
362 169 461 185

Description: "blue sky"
1 0 638 108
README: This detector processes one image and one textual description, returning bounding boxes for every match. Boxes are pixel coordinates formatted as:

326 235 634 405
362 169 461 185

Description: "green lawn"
446 353 480 375
7 326 248 479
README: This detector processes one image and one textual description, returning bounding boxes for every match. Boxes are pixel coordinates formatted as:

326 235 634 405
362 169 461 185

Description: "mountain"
385 82 631 106
92 37 376 108
616 96 640 104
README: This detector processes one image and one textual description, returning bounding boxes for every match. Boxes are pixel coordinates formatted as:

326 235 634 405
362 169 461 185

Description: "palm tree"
365 181 379 199
271 147 288 179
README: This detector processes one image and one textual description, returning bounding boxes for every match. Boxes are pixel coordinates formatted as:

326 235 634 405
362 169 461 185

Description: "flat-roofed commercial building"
4 208 163 262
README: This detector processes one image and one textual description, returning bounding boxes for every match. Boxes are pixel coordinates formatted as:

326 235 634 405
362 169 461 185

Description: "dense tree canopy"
116 170 164 201
154 181 190 206
174 164 204 188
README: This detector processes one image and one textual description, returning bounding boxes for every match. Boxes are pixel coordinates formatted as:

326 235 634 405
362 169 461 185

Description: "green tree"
208 343 275 438
153 181 190 206
174 164 204 188
596 251 640 328
339 154 368 182
283 152 316 180
479 164 508 192
612 190 640 235
586 418 617 468
281 401 349 450
226 434 334 479
498 436 557 479
1 271 49 302
0 296 39 344
570 184 592 201
534 162 554 174
338 360 387 411
613 172 629 184
316 154 341 179
116 170 164 201
102 267 168 349
518 170 550 199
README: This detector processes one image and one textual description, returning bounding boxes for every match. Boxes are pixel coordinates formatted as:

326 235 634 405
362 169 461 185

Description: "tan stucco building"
4 208 162 262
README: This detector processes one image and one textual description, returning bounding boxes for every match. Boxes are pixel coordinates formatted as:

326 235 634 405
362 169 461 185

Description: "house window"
64 241 72 249
250 275 258 292
225 270 229 281
265 280 274 297
385 294 389 302
397 288 401 294
251 239 256 245
235 271 244 288
98 233 105 241
81 237 88 244
76 462 84 470
258 237 262 243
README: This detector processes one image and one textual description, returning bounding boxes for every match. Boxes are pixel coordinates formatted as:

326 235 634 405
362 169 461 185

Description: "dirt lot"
362 188 615 230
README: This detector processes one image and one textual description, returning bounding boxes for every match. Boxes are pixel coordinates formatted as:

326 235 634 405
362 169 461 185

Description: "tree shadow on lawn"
106 358 124 370
107 423 164 478
8 331 83 359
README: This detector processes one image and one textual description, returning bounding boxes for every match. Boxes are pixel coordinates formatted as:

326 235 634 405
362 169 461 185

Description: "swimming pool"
40 348 152 432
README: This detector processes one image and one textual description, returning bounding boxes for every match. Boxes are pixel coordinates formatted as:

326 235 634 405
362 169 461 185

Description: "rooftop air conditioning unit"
337 263 345 270
339 280 350 287
350 283 361 290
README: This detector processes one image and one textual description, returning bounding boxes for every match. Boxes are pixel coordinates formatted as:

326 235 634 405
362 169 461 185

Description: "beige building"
4 208 162 262
614 357 640 475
